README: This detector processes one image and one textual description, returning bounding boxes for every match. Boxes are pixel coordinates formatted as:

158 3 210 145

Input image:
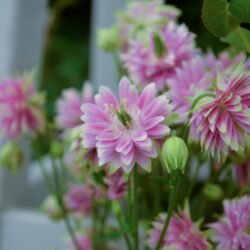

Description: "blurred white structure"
0 0 124 249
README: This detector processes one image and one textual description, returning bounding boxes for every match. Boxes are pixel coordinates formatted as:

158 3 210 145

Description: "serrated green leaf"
230 0 250 23
222 27 250 53
202 0 239 37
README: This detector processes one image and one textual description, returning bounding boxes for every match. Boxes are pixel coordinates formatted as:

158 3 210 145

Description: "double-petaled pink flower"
56 83 93 130
122 21 196 91
104 169 128 200
0 74 45 140
191 70 250 158
81 77 171 173
65 184 94 216
208 196 250 250
167 57 210 122
147 211 209 250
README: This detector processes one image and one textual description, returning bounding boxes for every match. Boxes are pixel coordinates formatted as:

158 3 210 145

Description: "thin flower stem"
155 171 180 250
131 165 139 250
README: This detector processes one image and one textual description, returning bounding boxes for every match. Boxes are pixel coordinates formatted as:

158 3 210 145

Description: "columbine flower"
56 83 93 130
122 22 196 91
205 50 245 77
0 74 45 139
117 0 180 44
234 159 250 187
65 184 94 216
190 70 250 158
104 169 128 200
147 212 209 250
208 196 250 250
81 77 171 173
67 233 92 250
167 57 210 122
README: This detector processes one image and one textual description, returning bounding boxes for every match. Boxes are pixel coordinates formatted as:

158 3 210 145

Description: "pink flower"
104 169 128 200
0 74 45 140
81 77 171 173
116 1 180 50
191 71 250 158
65 184 94 216
67 233 92 250
205 51 245 77
56 83 94 129
122 22 196 90
148 212 209 250
208 196 250 250
167 57 210 122
234 159 250 187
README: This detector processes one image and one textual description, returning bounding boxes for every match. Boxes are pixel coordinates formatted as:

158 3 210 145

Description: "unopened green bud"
50 141 64 158
203 183 223 201
0 141 23 171
97 25 120 52
162 136 188 173
153 32 166 58
41 195 63 221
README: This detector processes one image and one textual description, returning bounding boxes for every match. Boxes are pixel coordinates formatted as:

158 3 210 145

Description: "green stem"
155 172 180 250
131 165 139 250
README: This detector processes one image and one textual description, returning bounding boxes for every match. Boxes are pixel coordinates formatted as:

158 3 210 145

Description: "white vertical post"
90 0 125 90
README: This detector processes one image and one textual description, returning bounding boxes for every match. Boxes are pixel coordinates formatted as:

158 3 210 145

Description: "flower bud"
162 136 188 173
41 195 63 221
97 25 121 52
50 140 64 158
0 141 23 171
203 183 223 201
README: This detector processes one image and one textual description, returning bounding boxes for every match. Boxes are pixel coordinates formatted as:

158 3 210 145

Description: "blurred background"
0 0 226 249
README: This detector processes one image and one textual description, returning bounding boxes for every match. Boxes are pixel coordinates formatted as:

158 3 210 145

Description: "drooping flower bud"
97 25 121 52
41 195 63 221
162 136 188 173
203 183 223 201
0 141 23 171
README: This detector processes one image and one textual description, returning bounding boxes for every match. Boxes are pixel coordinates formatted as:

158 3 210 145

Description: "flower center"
116 101 132 129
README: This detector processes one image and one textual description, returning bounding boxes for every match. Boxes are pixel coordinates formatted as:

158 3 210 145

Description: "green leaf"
230 0 250 23
222 27 250 53
202 0 239 37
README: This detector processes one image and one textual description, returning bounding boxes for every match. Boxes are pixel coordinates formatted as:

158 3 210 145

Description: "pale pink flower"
234 159 250 187
205 51 245 77
0 74 45 140
56 83 93 129
122 22 197 90
67 233 92 250
167 57 210 122
209 196 250 250
116 0 180 50
148 212 209 250
81 77 171 173
104 169 128 200
191 71 250 158
65 184 94 216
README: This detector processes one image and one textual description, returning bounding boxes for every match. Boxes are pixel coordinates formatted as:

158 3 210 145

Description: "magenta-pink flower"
148 211 209 250
104 169 128 200
0 74 45 140
167 57 210 122
191 71 250 158
56 83 94 130
208 196 250 250
81 77 171 173
122 22 196 90
67 233 92 250
65 184 94 216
